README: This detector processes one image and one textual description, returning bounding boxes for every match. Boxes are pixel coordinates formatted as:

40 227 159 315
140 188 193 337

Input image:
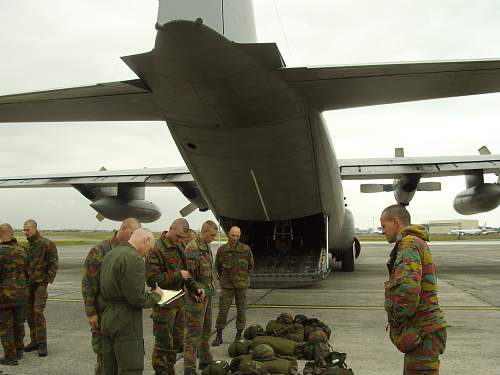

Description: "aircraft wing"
0 79 162 122
280 59 500 111
339 154 500 180
0 167 193 188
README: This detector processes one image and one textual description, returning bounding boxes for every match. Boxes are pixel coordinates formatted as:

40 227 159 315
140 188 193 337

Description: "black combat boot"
211 330 223 346
0 356 19 366
38 342 48 357
16 349 23 359
24 341 39 352
235 329 243 341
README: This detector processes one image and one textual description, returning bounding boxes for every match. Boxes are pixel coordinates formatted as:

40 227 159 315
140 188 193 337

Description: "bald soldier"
212 226 254 346
99 228 163 375
0 223 30 366
22 219 58 357
145 218 199 375
183 220 218 375
381 205 447 374
81 217 141 375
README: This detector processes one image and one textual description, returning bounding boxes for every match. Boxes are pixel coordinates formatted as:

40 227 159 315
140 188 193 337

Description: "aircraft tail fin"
157 0 257 42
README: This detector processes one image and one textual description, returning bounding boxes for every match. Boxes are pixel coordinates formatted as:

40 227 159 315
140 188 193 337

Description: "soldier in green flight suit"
380 205 448 375
183 220 218 375
212 226 254 346
145 218 200 375
81 217 142 375
22 219 58 357
0 223 30 366
99 228 163 375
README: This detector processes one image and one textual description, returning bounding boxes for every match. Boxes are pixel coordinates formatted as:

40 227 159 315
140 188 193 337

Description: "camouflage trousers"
0 306 26 359
215 288 247 330
184 294 213 371
403 328 447 375
152 305 184 375
27 283 48 344
90 314 103 375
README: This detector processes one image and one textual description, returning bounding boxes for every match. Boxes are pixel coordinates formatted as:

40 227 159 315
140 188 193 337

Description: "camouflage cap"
277 312 294 324
308 329 328 344
252 344 275 361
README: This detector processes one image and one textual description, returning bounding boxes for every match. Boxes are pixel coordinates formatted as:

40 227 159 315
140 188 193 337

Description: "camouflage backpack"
201 361 230 375
244 324 265 340
252 344 298 375
266 313 304 342
228 340 253 357
238 359 270 375
302 318 332 341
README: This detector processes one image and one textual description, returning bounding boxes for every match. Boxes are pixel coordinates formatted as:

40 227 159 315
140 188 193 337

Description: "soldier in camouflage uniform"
0 223 30 366
146 218 199 375
183 220 218 375
22 219 58 357
212 226 253 346
81 217 141 375
380 205 448 375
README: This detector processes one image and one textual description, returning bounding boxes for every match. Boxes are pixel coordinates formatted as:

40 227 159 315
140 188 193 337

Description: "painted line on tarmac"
47 298 500 311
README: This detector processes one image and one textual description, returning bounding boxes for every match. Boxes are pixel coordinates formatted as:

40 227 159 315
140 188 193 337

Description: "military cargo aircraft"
1 1 500 287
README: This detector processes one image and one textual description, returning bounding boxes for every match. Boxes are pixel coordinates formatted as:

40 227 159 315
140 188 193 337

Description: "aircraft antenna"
272 0 296 65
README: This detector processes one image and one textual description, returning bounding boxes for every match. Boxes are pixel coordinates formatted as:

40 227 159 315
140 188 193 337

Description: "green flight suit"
99 241 160 375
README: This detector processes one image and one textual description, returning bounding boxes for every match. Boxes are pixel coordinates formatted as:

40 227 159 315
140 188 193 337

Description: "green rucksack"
266 320 304 342
252 336 297 357
229 340 253 357
201 361 230 375
238 358 270 375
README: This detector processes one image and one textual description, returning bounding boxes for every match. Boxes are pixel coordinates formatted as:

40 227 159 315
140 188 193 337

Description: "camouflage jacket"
185 235 216 298
145 232 197 314
215 241 254 289
0 237 30 307
26 232 58 285
81 234 120 317
384 225 448 345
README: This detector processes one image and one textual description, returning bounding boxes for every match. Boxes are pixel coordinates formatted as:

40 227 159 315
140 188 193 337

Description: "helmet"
252 344 275 361
277 312 294 325
294 314 308 325
239 359 270 375
201 361 230 375
228 340 252 357
244 324 265 340
308 330 328 344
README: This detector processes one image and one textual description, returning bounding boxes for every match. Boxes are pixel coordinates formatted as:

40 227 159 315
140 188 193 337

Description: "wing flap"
0 79 162 122
280 59 500 110
340 155 500 180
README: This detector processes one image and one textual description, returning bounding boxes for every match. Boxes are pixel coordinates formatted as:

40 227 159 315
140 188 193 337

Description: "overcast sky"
1 0 500 231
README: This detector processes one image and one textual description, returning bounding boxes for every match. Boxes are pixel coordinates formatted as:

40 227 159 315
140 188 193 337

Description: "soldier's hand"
197 288 205 302
180 270 191 280
152 286 164 298
88 314 99 330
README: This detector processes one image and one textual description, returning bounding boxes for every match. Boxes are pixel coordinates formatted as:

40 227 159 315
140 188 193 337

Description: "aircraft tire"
341 246 355 272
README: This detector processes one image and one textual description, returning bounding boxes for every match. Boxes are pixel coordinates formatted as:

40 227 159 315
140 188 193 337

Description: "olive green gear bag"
228 340 253 357
201 360 230 375
252 336 297 357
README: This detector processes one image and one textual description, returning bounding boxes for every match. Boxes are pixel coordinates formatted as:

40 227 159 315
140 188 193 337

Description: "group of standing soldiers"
81 217 254 375
0 219 59 366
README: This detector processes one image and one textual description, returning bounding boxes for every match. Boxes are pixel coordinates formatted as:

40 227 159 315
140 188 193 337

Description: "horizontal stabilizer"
360 184 393 193
0 80 161 123
417 182 441 191
281 59 500 111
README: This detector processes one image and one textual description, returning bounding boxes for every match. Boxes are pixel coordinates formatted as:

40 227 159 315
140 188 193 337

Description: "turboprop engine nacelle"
90 196 161 223
453 183 500 215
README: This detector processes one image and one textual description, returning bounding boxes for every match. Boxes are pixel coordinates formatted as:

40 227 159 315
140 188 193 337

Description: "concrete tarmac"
1 240 499 374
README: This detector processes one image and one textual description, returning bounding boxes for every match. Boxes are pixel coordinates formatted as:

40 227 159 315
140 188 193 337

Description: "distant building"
427 219 479 234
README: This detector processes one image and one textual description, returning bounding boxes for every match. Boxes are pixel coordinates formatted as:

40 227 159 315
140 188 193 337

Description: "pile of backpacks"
202 313 355 375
